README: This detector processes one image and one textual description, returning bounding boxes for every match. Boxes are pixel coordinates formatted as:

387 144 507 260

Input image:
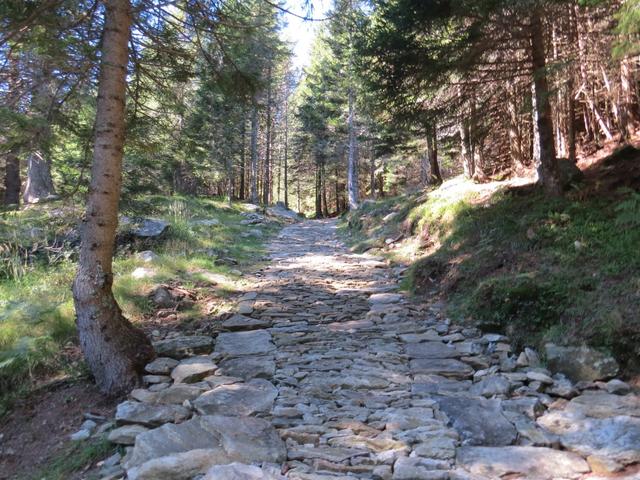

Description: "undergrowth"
344 178 640 373
0 195 276 413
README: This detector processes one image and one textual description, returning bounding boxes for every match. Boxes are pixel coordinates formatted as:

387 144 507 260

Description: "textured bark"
283 96 289 209
369 143 376 198
427 123 442 185
73 0 154 396
347 87 359 210
460 118 473 179
530 9 561 195
263 67 272 206
250 101 259 204
314 161 322 218
3 151 21 206
239 110 246 200
23 60 56 204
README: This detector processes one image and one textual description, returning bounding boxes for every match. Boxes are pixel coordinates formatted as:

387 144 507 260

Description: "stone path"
107 219 640 480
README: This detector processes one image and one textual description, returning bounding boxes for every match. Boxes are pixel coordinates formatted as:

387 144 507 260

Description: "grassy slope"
343 177 640 374
0 195 278 411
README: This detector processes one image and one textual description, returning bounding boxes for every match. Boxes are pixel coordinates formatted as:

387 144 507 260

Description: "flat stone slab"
434 396 517 446
108 425 149 445
222 314 270 331
153 335 214 359
152 385 207 405
215 330 275 357
115 400 190 427
217 355 276 380
145 357 179 375
456 446 590 479
537 394 640 465
287 446 369 463
203 463 285 480
410 358 474 379
171 356 217 383
194 379 278 416
125 415 286 478
399 331 442 343
405 342 461 359
368 293 402 304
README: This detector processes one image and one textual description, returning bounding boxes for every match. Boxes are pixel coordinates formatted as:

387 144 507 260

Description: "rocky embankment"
75 219 639 480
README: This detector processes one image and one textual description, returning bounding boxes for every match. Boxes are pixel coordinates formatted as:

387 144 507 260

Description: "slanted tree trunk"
73 0 154 396
23 59 56 204
250 101 259 204
530 9 561 195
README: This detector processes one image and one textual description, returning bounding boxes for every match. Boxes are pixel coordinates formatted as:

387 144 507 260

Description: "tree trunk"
315 161 322 218
460 117 473 179
239 110 246 200
250 101 259 204
507 84 526 174
72 0 154 396
4 151 21 206
321 161 329 217
296 171 301 213
23 59 56 204
263 66 272 206
283 96 289 209
347 87 359 210
530 8 561 195
369 142 376 199
427 123 442 185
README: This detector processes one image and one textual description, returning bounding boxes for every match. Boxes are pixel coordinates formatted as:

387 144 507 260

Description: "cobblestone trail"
110 219 640 480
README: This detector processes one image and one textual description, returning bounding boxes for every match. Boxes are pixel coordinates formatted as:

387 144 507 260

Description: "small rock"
115 400 190 427
70 429 91 441
526 371 554 385
132 267 155 279
606 379 631 395
145 357 179 375
470 375 511 398
368 293 402 304
136 251 159 262
171 356 217 384
152 287 177 308
108 425 149 445
545 343 619 382
153 335 214 359
131 218 169 238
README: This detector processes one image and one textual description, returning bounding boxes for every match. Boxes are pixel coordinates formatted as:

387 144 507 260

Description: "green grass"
29 438 116 480
343 178 640 373
0 195 278 412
